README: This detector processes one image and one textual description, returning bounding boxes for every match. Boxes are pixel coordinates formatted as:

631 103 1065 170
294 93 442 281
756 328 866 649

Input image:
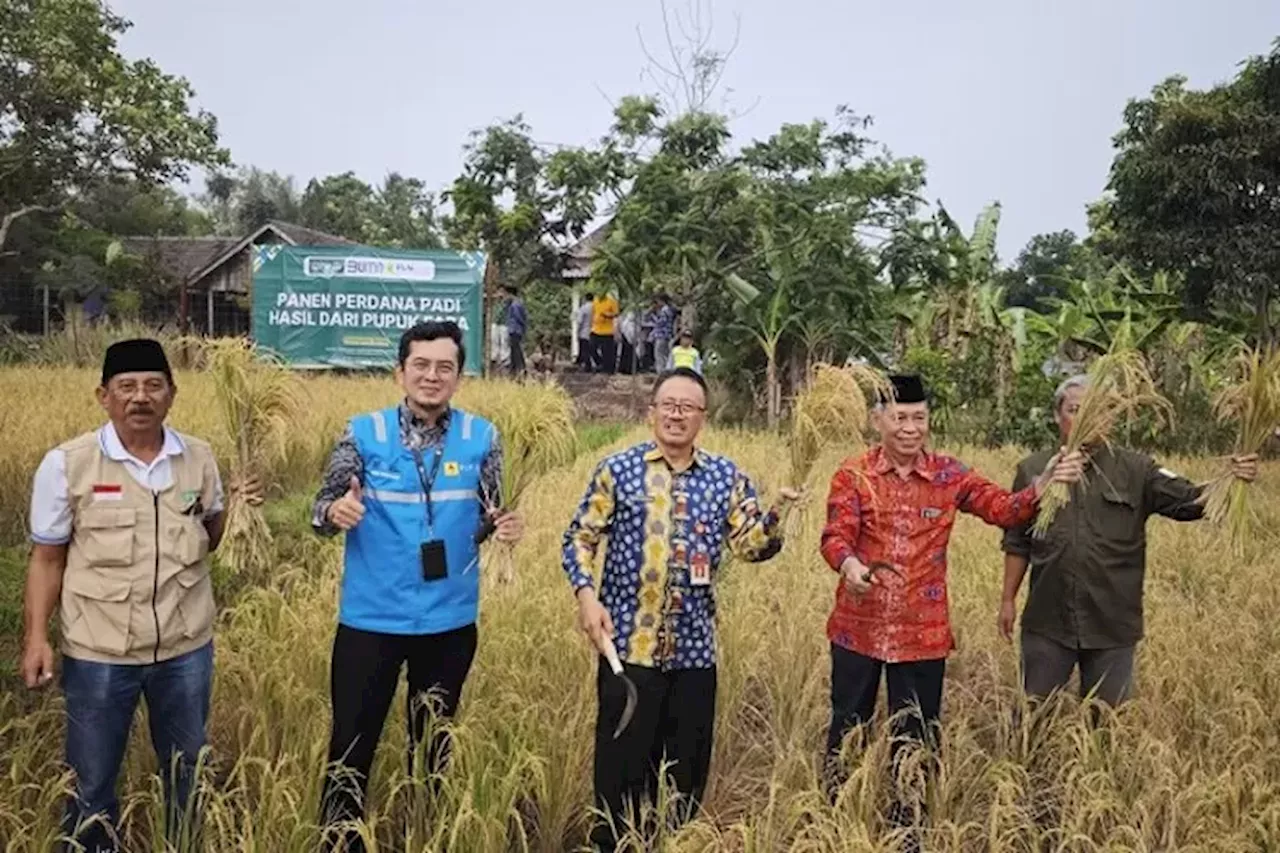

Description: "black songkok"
882 373 929 405
101 338 173 386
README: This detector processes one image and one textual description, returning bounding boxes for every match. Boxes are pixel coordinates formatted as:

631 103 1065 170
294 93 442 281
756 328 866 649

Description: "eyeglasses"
405 360 457 378
108 379 170 399
654 401 705 416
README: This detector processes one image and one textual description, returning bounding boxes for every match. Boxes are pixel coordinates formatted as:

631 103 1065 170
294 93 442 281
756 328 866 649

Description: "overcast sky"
111 0 1279 262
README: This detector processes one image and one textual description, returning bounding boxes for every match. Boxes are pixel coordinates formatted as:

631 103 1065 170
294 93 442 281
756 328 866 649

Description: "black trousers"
590 334 617 373
508 332 526 376
320 623 478 852
618 340 636 375
824 644 944 817
591 661 716 850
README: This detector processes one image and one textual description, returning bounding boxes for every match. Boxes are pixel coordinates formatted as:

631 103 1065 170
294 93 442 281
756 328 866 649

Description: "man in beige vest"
20 338 257 853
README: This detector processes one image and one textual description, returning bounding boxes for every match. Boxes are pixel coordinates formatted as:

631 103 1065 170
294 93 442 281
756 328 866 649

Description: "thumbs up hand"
328 475 367 531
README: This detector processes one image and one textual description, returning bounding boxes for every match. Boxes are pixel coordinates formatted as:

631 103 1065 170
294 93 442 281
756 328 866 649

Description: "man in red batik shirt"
819 374 1082 830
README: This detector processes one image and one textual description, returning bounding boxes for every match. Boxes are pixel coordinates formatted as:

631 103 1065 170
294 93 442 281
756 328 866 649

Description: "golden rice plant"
1031 345 1173 538
1201 345 1280 556
482 378 578 584
204 338 305 576
4 423 1280 851
783 362 890 532
788 362 891 489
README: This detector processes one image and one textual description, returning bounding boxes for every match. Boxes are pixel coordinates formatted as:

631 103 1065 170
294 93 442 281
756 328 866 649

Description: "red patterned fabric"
820 446 1039 663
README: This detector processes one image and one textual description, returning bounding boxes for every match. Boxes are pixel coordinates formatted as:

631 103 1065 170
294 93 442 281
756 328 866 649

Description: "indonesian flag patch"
92 483 124 502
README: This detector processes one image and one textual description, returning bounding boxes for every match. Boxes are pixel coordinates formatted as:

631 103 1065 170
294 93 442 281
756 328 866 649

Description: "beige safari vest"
58 429 219 665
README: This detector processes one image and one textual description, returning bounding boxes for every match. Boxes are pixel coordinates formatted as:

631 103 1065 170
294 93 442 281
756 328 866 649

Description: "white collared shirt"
29 423 225 546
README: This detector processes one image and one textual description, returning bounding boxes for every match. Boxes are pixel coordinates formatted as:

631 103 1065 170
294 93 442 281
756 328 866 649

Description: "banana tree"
965 281 1021 421
935 201 1002 355
1036 266 1182 357
725 271 796 428
879 201 1003 356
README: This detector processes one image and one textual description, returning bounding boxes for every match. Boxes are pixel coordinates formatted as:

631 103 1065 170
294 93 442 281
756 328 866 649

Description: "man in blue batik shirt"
562 367 799 849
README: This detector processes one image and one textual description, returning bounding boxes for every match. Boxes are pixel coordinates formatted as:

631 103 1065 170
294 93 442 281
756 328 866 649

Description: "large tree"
1102 40 1280 343
999 230 1092 311
0 0 228 253
590 99 924 416
444 115 621 286
300 171 441 248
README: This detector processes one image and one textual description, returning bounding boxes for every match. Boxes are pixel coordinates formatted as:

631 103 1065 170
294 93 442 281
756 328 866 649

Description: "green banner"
251 245 486 373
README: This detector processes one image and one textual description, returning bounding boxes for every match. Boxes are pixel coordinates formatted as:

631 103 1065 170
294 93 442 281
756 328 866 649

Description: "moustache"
126 406 154 415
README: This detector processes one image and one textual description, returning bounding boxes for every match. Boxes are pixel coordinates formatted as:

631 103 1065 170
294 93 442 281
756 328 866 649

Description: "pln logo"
344 257 437 281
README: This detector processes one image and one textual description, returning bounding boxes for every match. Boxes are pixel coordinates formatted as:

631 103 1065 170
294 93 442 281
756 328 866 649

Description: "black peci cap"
882 373 929 405
101 338 173 386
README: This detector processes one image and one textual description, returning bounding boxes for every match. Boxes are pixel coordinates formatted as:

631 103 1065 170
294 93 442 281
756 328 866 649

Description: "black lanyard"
411 445 445 531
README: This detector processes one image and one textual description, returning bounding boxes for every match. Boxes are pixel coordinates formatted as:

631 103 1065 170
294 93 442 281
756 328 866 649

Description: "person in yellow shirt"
590 293 620 373
667 329 703 373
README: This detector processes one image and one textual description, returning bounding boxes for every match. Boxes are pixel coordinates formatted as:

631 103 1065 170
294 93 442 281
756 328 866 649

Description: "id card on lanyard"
412 445 447 581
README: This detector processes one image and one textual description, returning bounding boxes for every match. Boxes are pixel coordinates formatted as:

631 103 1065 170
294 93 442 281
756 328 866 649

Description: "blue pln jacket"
340 405 495 635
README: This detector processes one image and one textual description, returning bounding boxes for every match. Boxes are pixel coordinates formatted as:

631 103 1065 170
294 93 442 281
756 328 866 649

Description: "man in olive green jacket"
20 339 260 853
999 374 1259 706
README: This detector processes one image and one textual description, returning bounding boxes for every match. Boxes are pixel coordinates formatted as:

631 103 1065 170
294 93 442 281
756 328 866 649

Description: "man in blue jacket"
311 320 523 851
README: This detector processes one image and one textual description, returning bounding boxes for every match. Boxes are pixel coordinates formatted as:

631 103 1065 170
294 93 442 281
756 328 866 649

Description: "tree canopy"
0 0 227 250
1102 39 1280 343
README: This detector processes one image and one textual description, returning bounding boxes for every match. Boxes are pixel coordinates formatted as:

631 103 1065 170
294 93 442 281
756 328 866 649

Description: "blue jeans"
60 642 214 853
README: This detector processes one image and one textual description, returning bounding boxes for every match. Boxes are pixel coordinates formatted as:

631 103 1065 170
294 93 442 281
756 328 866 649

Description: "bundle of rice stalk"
482 381 577 584
205 338 304 576
1031 346 1173 539
785 362 891 528
789 363 891 484
1201 345 1280 556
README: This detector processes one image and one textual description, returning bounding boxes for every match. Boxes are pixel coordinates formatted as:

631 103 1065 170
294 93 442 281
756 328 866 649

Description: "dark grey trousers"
1020 631 1135 706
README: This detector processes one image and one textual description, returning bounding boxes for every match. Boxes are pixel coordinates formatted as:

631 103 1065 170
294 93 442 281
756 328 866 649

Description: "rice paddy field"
2 366 1280 852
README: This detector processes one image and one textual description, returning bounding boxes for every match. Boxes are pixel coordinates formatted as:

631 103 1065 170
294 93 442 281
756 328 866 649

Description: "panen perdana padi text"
267 292 472 329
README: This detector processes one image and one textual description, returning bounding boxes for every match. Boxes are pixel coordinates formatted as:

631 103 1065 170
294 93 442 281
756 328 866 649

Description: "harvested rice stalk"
789 363 892 488
481 379 577 584
206 338 304 576
1031 345 1173 538
785 362 891 529
1202 346 1280 556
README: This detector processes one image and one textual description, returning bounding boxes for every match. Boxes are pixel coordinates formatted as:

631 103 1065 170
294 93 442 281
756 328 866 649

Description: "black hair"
651 367 708 401
398 321 466 370
503 283 519 295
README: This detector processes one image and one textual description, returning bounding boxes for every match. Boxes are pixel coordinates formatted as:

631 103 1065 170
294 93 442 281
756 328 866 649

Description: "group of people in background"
494 285 705 379
18 323 1262 853
575 290 701 376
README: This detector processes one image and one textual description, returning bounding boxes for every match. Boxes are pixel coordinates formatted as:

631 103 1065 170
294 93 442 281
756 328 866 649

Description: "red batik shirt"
819 447 1039 663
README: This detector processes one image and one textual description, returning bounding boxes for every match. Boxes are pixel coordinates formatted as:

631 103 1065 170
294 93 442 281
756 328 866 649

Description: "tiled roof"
268 220 356 247
562 220 611 280
120 236 239 284
121 221 353 287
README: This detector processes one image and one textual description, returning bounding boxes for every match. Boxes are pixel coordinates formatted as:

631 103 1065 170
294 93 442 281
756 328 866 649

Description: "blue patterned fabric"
562 441 783 670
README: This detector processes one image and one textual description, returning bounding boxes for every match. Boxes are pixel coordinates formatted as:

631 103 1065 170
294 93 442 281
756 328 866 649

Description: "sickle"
862 560 904 583
600 635 638 739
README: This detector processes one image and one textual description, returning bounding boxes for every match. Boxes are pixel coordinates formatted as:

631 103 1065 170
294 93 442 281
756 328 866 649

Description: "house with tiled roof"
122 220 353 335
560 220 610 283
